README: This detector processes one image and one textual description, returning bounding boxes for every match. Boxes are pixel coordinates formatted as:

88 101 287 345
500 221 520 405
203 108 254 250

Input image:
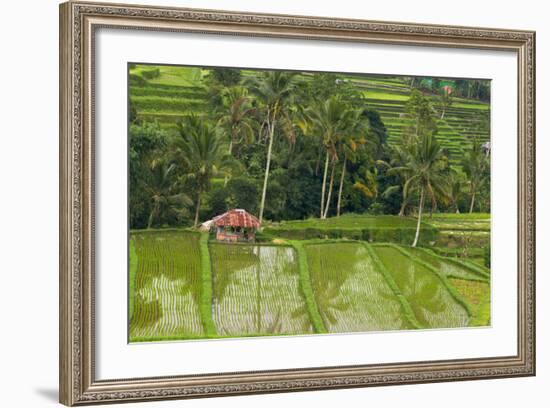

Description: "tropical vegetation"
128 64 491 342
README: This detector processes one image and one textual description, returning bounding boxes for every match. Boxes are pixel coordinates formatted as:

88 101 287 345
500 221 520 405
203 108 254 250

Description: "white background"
0 0 546 407
96 28 517 379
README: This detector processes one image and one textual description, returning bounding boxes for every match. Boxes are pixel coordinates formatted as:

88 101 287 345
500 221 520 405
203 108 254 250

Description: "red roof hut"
211 209 261 243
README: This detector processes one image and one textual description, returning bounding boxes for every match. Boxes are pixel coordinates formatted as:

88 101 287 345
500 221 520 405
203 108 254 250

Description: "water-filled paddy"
130 231 204 340
409 248 488 281
210 244 314 336
372 246 470 328
306 243 411 332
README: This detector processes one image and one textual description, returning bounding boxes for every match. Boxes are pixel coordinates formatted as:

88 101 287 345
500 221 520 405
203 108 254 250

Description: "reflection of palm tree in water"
316 280 350 327
310 246 351 327
401 264 445 326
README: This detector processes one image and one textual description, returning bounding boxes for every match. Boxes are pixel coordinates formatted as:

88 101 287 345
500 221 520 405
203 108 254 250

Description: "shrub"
129 73 146 86
140 67 160 80
263 226 438 245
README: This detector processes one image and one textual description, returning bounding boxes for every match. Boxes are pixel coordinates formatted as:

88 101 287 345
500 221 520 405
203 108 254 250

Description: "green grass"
199 233 217 337
209 243 314 337
129 231 205 341
304 242 413 332
448 278 491 326
364 91 410 101
273 214 420 229
134 65 205 87
409 247 489 281
289 241 327 333
264 214 438 245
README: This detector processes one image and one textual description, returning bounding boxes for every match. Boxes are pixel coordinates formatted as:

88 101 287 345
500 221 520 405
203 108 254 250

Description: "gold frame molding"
59 1 536 405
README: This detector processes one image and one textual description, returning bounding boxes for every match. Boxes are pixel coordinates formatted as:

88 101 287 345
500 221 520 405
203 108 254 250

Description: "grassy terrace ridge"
263 214 438 245
289 241 328 333
266 214 426 230
371 245 470 328
129 64 490 166
303 241 417 332
199 233 217 337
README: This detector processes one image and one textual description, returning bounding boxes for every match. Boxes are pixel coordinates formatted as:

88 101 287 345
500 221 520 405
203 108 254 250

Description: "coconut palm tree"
335 109 369 217
461 137 489 213
381 90 439 219
217 86 256 158
379 143 415 217
246 71 296 225
306 96 353 219
448 170 466 213
146 158 192 229
176 115 230 227
217 86 257 186
389 133 449 247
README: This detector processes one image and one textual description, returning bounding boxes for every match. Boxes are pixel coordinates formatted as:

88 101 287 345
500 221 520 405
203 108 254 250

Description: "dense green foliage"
126 64 493 342
128 65 491 235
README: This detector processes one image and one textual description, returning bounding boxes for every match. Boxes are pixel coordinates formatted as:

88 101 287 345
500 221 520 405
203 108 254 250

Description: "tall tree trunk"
323 160 336 219
398 198 407 217
336 158 347 217
320 150 329 218
258 119 276 226
147 202 158 229
469 190 476 214
412 187 425 247
194 191 202 227
223 140 234 187
315 146 322 176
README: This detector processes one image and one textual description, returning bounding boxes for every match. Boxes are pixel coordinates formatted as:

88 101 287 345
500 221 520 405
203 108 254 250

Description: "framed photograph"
59 1 535 405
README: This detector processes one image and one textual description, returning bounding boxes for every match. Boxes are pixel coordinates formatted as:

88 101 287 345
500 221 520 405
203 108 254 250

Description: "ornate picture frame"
59 1 535 405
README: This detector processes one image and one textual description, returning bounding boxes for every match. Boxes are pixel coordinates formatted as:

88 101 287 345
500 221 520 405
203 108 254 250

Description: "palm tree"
217 86 256 186
246 71 296 225
389 133 449 247
217 86 256 158
176 115 230 227
379 143 415 217
146 158 192 229
382 90 439 219
448 170 465 213
335 109 369 217
461 137 489 213
306 96 352 219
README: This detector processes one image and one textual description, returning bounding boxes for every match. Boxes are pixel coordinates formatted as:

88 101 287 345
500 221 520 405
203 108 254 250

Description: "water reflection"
373 246 469 328
211 244 313 336
307 243 408 332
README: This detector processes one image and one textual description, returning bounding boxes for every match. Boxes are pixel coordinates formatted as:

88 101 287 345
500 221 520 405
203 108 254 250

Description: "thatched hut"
208 209 260 243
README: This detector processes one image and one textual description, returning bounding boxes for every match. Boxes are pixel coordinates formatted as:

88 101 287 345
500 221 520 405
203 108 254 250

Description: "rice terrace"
128 64 491 342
